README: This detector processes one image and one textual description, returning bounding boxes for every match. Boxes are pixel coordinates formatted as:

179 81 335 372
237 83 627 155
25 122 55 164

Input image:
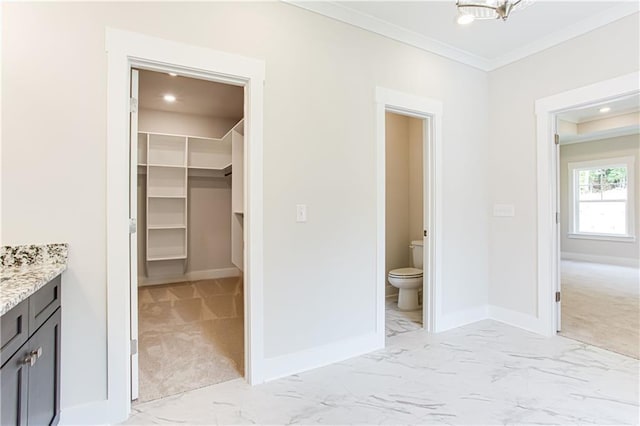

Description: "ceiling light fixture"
457 13 475 25
599 107 611 113
163 94 176 103
168 73 178 77
456 0 529 23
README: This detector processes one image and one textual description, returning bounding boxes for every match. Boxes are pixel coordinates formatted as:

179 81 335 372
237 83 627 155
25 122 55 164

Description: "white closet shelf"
148 225 186 230
188 164 232 171
148 164 186 168
148 195 187 199
147 255 187 262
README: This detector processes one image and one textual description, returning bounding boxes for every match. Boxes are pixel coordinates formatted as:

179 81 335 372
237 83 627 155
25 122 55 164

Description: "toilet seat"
388 267 423 278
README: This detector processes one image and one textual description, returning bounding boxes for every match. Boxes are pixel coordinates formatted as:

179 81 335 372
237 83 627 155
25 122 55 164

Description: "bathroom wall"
409 119 424 243
560 134 640 265
385 112 424 296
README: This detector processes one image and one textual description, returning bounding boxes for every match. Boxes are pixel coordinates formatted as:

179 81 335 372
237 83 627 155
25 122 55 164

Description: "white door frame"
534 71 639 336
106 28 265 423
375 87 443 338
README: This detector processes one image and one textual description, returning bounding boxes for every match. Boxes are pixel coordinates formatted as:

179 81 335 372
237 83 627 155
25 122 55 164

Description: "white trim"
375 87 443 337
535 71 640 338
285 0 491 71
488 305 544 335
106 28 265 424
567 233 636 242
283 1 638 72
437 306 488 332
59 400 110 426
559 124 640 145
489 2 639 70
138 267 240 287
262 333 380 382
561 251 640 268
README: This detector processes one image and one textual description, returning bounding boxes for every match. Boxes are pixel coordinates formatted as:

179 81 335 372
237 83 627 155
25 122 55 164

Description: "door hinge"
130 97 138 113
424 229 428 237
555 212 559 224
555 291 561 302
554 133 559 145
129 218 137 234
130 339 138 356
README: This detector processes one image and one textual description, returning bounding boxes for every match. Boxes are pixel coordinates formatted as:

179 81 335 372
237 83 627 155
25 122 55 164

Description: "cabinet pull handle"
23 354 36 367
22 348 42 367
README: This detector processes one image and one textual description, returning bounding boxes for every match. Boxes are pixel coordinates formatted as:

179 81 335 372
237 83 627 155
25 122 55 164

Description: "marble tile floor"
385 296 422 337
136 277 244 403
124 319 639 425
560 260 640 359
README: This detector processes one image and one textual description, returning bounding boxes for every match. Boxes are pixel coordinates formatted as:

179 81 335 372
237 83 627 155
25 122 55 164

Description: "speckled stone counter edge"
1 243 68 268
1 243 68 316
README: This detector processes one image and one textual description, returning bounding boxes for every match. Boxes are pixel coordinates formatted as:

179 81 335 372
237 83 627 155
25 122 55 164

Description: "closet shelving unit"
137 123 241 272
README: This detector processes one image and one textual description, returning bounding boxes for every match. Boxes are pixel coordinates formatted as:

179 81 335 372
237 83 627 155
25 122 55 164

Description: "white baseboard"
561 251 639 268
263 332 383 382
436 305 488 332
488 305 544 335
138 267 240 286
59 399 111 426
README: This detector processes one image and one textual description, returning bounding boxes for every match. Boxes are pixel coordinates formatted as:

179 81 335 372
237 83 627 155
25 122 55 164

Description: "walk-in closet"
133 69 245 402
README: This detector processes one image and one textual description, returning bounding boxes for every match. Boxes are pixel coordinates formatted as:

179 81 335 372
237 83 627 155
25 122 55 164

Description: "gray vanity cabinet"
1 276 61 426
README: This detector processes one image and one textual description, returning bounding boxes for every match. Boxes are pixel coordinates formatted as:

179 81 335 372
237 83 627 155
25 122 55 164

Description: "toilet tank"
410 240 424 269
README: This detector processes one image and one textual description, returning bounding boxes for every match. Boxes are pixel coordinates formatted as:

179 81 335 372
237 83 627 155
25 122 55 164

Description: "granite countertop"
0 243 68 316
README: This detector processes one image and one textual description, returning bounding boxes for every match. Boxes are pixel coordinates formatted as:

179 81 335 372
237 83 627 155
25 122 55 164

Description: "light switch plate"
493 204 515 217
296 204 307 222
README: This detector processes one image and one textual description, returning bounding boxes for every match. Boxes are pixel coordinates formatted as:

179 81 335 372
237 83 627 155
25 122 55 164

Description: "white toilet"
388 240 423 311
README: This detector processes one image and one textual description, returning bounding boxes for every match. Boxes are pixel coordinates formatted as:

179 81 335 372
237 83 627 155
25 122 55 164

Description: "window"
568 157 635 240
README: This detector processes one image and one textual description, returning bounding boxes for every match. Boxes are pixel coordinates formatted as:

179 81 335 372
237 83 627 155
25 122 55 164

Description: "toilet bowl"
388 240 423 311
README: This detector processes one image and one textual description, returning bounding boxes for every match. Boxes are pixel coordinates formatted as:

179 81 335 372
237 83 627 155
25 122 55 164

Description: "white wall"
139 108 238 139
2 1 489 413
560 135 640 263
488 13 640 317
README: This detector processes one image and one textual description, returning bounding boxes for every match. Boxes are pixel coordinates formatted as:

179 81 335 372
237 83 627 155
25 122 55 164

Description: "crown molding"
283 1 639 72
488 2 640 70
284 0 492 71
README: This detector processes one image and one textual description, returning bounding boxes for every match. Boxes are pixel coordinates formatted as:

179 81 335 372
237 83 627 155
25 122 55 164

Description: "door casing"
375 87 444 339
106 28 265 423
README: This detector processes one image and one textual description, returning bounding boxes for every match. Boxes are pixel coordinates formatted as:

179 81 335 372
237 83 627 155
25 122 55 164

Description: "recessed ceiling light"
168 73 178 77
457 14 475 25
163 94 176 103
599 107 611 113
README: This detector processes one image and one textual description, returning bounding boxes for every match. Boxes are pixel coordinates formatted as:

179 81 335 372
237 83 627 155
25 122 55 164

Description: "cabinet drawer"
28 275 61 335
0 299 29 367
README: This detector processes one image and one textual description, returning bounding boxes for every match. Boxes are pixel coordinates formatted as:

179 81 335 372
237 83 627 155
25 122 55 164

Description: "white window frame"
567 156 635 242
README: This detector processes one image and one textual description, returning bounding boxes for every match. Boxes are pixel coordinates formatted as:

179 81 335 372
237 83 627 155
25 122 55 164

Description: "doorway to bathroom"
384 112 425 337
375 87 443 342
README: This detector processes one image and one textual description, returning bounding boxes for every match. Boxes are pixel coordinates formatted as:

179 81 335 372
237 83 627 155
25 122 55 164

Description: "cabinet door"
26 309 61 426
0 344 29 426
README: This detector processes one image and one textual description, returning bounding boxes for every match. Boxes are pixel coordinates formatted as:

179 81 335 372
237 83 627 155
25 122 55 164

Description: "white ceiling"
288 1 639 70
138 69 244 119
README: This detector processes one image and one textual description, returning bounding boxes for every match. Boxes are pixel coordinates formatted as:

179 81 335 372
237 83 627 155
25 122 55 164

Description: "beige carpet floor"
136 277 244 403
560 260 639 359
